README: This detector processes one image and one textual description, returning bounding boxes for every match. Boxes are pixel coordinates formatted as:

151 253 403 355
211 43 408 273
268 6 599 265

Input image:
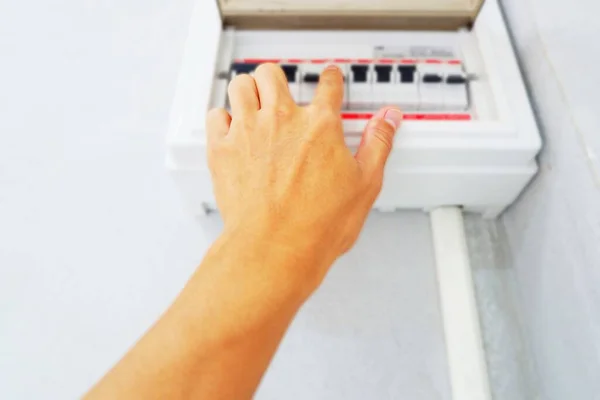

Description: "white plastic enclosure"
166 0 541 218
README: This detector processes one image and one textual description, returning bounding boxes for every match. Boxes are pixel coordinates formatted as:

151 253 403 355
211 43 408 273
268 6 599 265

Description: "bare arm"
85 63 403 400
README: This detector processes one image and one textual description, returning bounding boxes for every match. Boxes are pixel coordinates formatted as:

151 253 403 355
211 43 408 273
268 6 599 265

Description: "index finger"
311 65 345 112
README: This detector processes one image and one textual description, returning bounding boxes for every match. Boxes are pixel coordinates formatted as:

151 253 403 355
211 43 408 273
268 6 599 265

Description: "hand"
206 63 402 291
84 65 402 399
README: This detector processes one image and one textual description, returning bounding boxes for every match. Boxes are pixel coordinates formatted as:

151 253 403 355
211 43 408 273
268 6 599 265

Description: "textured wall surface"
500 0 600 399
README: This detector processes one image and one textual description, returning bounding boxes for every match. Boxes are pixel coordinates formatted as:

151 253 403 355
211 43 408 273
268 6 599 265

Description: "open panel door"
217 0 485 30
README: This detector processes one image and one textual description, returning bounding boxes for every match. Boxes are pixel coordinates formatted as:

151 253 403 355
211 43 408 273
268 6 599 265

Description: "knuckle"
313 103 337 118
369 120 395 150
274 103 294 118
313 108 339 127
233 116 256 134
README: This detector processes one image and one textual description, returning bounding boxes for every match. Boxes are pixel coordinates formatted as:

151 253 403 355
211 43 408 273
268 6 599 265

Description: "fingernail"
383 109 403 130
325 64 340 71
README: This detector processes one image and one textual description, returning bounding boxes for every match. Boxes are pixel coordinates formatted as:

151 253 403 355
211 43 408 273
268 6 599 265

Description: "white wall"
500 0 600 399
1 0 596 398
0 2 452 398
0 2 208 397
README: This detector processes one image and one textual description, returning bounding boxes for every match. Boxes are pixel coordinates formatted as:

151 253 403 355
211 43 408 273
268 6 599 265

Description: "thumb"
355 107 403 175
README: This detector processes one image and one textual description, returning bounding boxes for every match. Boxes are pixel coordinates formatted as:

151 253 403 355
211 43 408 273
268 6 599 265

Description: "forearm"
86 228 312 400
86 63 398 400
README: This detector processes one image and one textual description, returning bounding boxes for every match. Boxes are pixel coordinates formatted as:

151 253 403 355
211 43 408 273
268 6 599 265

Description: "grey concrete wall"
500 1 600 399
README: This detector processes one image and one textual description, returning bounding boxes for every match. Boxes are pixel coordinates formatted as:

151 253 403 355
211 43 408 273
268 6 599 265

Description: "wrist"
219 221 331 301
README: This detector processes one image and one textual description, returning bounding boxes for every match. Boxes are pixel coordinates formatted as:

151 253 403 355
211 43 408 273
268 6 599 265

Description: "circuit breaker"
166 0 542 218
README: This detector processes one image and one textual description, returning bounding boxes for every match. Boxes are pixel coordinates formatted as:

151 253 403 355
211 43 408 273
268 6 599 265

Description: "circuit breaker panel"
167 0 542 218
210 31 487 126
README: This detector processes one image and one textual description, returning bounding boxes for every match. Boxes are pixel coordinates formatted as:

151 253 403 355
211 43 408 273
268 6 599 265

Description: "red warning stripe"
404 113 472 121
341 113 472 121
341 113 375 120
241 58 281 64
237 58 461 64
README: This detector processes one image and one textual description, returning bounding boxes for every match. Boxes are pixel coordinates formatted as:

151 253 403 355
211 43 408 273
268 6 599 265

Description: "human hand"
206 63 402 291
86 64 400 400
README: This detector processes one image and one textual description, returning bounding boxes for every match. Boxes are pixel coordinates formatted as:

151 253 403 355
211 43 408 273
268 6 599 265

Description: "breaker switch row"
229 60 469 111
281 65 298 83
